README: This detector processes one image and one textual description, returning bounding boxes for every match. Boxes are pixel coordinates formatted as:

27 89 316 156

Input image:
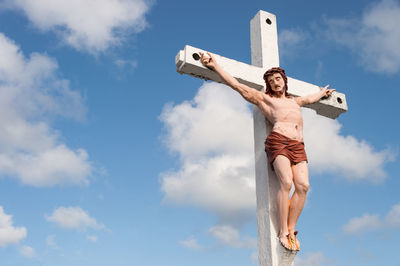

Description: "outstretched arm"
295 85 335 106
200 52 266 106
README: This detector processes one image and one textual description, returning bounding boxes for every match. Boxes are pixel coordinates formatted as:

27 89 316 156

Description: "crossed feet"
279 231 300 251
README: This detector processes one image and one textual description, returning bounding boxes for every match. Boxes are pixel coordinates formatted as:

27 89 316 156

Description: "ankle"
279 230 289 237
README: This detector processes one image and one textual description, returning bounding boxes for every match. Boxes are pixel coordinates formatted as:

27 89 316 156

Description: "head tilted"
263 67 289 97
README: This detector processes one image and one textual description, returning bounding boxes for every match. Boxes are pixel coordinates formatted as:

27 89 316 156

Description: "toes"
279 235 295 251
294 232 300 251
279 236 290 250
288 235 299 251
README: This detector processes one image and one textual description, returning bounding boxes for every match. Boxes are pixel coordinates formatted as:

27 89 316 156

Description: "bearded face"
266 72 287 97
263 67 289 97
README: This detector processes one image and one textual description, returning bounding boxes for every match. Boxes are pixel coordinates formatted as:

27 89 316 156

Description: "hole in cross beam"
266 18 272 25
337 97 343 104
192 53 201 61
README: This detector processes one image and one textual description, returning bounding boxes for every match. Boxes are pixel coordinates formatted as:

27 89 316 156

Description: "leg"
272 155 294 250
288 161 309 250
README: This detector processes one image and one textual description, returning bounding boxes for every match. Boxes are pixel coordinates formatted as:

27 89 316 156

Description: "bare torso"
259 96 303 141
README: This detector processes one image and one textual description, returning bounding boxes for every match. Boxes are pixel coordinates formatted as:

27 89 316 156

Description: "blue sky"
0 0 399 265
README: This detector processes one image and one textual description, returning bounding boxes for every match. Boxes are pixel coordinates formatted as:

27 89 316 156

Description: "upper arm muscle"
295 96 308 106
235 83 265 105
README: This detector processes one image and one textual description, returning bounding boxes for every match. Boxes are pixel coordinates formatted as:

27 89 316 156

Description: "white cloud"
179 226 256 251
209 225 241 247
385 203 400 227
160 83 255 224
0 32 93 187
208 225 256 249
160 82 392 224
323 0 400 74
161 154 255 224
342 214 382 234
303 108 393 182
295 252 331 266
45 206 105 231
280 29 305 45
179 236 202 250
19 245 36 258
0 206 27 247
343 203 400 234
4 0 153 53
160 83 254 160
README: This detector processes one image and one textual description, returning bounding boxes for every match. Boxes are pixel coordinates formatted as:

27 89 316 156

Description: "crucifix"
175 10 347 266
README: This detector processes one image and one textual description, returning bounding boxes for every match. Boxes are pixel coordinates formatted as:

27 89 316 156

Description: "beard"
272 86 286 97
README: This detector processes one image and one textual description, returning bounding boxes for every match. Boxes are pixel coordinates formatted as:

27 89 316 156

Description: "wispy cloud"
0 206 27 247
0 33 92 187
208 225 256 249
19 245 36 258
114 59 138 69
46 234 59 249
179 225 256 251
322 0 400 74
295 252 333 266
3 0 153 53
45 206 105 231
179 236 203 250
343 203 400 234
86 235 98 243
342 214 382 234
278 28 308 57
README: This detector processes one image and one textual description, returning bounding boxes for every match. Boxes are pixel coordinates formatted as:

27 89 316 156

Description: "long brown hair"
263 67 289 97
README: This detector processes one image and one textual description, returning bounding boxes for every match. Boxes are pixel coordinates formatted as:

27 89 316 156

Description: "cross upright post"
175 10 347 266
251 11 294 266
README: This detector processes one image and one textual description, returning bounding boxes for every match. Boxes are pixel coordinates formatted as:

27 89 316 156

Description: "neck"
272 91 286 98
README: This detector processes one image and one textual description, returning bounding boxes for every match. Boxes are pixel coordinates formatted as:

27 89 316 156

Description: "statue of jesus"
200 52 334 251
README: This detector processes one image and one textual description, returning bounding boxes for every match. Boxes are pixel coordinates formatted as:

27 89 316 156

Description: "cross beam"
175 45 347 119
175 10 347 266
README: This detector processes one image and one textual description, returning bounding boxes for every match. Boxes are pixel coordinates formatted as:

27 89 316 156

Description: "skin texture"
200 52 334 251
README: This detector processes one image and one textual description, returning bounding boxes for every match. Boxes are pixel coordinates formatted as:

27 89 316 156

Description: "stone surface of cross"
175 10 347 266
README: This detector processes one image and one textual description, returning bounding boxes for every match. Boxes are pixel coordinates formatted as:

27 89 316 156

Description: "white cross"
175 10 347 266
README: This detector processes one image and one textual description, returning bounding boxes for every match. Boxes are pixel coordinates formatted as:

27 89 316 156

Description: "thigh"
273 155 293 184
291 161 309 187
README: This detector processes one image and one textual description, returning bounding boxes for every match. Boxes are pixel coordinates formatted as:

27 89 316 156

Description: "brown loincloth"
265 131 308 170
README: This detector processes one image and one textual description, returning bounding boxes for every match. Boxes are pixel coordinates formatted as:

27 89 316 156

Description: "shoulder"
253 92 272 108
260 92 274 103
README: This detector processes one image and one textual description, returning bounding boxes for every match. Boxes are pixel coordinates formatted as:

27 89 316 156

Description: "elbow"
301 99 312 106
306 97 317 105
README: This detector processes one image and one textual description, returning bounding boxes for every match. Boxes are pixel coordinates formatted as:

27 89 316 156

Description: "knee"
295 182 310 194
279 178 293 192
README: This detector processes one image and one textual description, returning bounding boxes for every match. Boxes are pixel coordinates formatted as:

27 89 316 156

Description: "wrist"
212 64 221 72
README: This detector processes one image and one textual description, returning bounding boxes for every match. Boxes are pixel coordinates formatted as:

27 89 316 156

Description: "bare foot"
289 231 300 251
279 234 292 251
